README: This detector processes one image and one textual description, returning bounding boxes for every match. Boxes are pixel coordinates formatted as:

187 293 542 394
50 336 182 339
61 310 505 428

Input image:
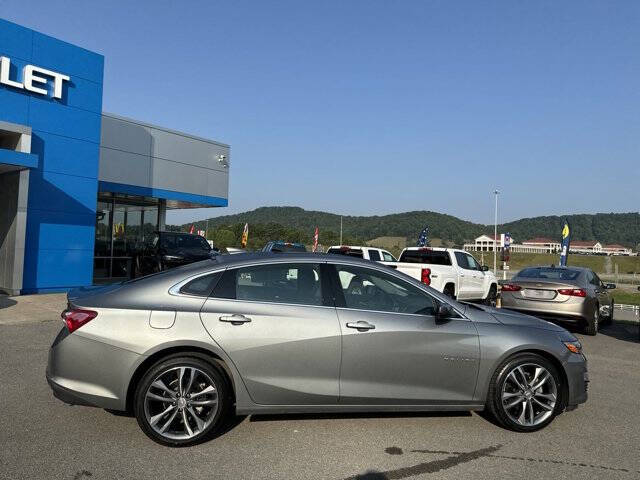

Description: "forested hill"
178 207 640 248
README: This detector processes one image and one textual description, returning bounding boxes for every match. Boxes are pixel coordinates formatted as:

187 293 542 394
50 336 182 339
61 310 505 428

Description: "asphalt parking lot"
1 299 639 480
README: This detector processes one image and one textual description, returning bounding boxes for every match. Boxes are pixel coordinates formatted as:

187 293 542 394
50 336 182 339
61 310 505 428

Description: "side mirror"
481 265 489 272
435 303 454 321
605 283 616 289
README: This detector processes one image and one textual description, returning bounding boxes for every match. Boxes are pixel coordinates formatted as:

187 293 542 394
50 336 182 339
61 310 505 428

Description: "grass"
610 291 640 306
470 251 640 275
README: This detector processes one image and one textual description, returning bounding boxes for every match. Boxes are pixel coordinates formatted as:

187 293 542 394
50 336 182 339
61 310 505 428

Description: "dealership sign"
0 56 70 99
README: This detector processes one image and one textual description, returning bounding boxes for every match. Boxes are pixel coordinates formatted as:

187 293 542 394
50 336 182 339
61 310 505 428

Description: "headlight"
562 340 582 354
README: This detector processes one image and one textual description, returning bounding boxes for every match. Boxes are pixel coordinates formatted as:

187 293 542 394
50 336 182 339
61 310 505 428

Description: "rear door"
199 261 341 405
329 263 479 404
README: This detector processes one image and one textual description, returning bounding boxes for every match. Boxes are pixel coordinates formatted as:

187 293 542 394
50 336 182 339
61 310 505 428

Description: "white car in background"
326 245 397 263
384 247 498 304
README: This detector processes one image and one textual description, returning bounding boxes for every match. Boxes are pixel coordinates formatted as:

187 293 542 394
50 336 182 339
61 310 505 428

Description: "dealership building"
0 19 230 294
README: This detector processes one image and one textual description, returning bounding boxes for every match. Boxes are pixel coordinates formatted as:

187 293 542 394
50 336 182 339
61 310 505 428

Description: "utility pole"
340 216 343 245
493 190 500 276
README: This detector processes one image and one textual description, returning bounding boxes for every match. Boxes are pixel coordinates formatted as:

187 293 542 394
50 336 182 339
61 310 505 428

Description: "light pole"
493 189 500 276
340 216 343 245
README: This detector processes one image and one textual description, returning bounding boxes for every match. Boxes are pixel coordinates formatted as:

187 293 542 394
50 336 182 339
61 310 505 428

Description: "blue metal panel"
98 181 229 207
30 100 102 143
0 18 33 60
32 132 99 178
32 31 104 84
0 149 38 169
0 19 105 293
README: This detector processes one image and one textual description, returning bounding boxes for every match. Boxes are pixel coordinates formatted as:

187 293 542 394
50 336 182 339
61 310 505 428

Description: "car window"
179 272 222 297
381 251 396 262
159 235 176 249
465 254 480 271
333 265 436 315
327 247 364 258
211 263 323 306
175 235 210 250
518 267 581 281
454 252 469 269
399 249 452 265
368 250 381 261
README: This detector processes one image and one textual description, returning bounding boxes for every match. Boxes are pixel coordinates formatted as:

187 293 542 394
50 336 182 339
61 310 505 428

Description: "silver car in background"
47 253 588 446
500 266 615 336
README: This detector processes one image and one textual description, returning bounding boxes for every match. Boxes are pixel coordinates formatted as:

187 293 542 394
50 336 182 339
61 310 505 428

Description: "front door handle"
219 314 251 325
346 321 375 331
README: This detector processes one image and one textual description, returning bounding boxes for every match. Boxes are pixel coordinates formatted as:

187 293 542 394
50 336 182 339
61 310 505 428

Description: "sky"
2 0 639 226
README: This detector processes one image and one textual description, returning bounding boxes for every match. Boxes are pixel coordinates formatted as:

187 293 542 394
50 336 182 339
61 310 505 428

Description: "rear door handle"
219 314 252 325
346 321 375 331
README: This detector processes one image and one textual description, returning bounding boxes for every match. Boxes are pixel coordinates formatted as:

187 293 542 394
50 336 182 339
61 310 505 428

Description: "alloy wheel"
143 366 219 440
500 363 557 427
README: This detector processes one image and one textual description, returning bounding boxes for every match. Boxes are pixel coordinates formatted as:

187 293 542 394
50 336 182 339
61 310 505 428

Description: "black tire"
484 285 497 307
443 284 456 300
486 353 563 432
134 354 230 447
584 304 599 336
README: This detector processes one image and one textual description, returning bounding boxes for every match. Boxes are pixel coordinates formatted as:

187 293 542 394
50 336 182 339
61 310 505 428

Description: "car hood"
464 303 567 332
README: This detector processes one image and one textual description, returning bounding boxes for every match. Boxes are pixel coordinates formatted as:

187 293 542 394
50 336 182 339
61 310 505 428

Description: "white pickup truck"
326 245 397 263
384 247 498 304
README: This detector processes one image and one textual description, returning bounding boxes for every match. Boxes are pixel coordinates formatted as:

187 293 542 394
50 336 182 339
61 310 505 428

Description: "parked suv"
135 231 216 276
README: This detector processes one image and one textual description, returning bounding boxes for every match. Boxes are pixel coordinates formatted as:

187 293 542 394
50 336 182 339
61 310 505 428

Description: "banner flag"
559 220 571 266
241 223 249 248
189 224 194 234
312 227 319 252
417 226 429 247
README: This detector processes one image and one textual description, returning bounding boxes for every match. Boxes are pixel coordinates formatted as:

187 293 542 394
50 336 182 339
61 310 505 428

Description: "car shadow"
249 410 473 423
598 322 640 344
0 295 17 310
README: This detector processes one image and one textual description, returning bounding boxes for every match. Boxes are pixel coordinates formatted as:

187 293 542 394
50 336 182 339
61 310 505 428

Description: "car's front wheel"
134 355 229 446
486 353 563 432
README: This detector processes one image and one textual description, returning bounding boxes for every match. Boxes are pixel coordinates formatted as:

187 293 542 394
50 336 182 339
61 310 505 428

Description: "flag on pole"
312 227 319 252
559 220 571 266
189 224 194 234
241 223 249 248
417 226 429 247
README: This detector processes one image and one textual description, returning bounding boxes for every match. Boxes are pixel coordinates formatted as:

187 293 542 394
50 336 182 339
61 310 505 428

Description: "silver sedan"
47 253 588 446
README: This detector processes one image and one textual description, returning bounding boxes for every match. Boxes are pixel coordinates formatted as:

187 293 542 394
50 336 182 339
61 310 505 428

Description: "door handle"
219 314 251 325
346 321 375 331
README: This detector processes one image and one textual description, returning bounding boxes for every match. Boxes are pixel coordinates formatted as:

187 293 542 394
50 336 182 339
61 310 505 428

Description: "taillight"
501 283 522 292
421 268 431 285
557 288 587 297
61 308 97 333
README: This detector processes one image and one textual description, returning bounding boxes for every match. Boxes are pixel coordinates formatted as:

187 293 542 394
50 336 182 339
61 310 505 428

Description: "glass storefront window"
94 198 160 281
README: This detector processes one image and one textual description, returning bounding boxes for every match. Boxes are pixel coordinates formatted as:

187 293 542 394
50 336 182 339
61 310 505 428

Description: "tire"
486 353 563 432
443 284 456 300
483 285 497 307
584 305 599 336
134 354 230 447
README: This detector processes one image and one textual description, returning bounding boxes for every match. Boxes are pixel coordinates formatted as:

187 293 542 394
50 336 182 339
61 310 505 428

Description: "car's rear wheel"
584 305 599 336
134 355 229 446
484 285 497 307
486 353 562 432
443 284 456 299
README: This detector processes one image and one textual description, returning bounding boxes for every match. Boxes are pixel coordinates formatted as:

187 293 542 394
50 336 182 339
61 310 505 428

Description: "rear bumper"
501 295 591 323
46 326 141 411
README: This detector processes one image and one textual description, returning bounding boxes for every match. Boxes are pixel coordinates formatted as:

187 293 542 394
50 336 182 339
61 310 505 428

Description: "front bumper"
564 354 589 407
46 327 141 411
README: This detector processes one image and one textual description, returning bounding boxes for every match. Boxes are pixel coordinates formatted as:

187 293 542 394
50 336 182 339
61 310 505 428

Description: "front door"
200 262 341 405
329 263 480 404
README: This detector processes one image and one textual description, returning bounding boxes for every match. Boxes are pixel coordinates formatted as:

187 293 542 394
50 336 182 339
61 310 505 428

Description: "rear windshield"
271 243 307 253
399 250 452 265
517 267 581 281
327 248 364 259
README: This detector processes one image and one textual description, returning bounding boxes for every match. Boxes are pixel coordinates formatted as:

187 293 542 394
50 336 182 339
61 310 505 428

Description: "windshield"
327 248 364 258
271 243 307 253
399 250 452 265
517 267 581 281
